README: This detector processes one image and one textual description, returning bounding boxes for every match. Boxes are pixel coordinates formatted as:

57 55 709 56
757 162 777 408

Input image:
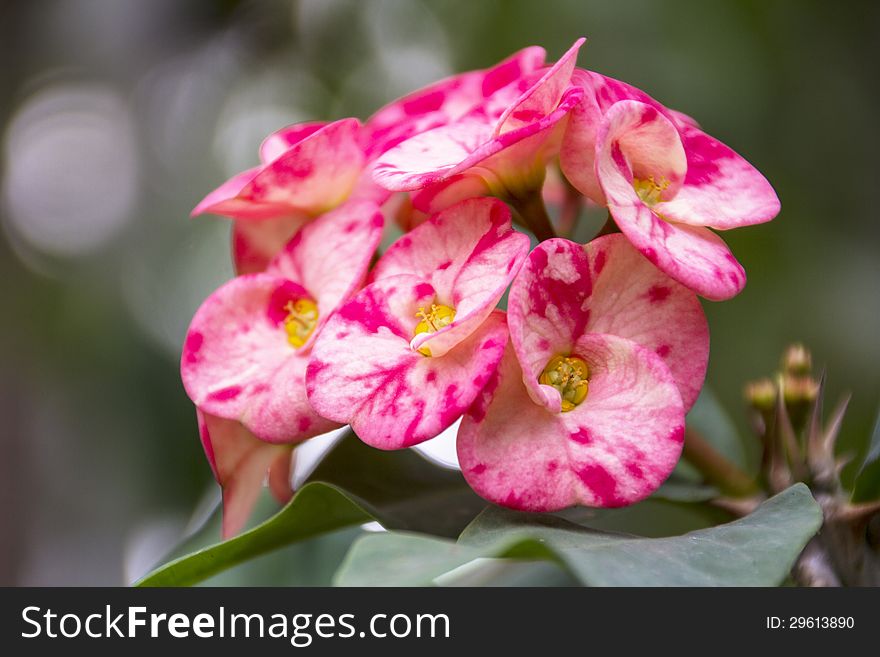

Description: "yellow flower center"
412 303 456 357
283 298 319 348
633 176 670 207
539 355 590 412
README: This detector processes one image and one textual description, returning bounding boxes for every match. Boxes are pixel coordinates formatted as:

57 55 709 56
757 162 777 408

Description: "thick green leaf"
306 431 486 537
136 483 375 586
334 484 821 587
853 408 880 501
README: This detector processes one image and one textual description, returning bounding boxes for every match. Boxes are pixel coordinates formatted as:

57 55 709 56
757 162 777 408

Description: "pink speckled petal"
583 234 708 411
508 238 592 413
306 277 508 449
192 166 275 219
266 199 384 337
371 198 528 357
198 410 291 538
497 38 583 135
410 174 492 215
363 46 546 157
596 103 745 300
259 122 326 165
457 334 685 511
231 214 310 275
181 274 339 442
654 125 781 230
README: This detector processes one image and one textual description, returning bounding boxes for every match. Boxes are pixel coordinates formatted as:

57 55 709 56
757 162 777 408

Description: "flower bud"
782 343 812 377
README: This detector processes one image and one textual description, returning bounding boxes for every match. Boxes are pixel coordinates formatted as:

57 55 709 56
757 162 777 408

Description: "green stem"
683 427 760 498
510 190 556 242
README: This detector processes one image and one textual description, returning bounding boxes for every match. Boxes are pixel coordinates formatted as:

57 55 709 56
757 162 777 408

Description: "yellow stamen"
283 298 318 348
539 355 590 412
412 303 456 357
633 176 670 207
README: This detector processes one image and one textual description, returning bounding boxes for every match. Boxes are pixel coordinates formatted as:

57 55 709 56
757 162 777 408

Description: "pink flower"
192 118 385 274
181 200 384 445
197 410 294 538
306 198 530 449
561 72 780 300
457 234 709 511
372 39 585 213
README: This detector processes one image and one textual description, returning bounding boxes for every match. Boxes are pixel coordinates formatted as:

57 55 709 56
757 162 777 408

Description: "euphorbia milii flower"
372 39 585 217
181 200 384 444
197 410 295 537
306 197 530 449
457 234 709 511
192 118 376 274
561 73 780 300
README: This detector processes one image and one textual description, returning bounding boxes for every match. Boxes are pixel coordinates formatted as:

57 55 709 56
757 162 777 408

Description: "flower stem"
510 190 556 242
683 427 760 498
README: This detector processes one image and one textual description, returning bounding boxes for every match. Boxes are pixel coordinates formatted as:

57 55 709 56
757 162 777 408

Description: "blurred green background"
1 0 877 585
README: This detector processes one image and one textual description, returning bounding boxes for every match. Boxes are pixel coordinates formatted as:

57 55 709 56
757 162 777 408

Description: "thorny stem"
510 189 556 242
682 427 760 498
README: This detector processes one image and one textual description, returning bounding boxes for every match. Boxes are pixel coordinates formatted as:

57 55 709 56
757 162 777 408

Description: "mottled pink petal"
371 198 529 357
259 122 326 165
231 214 310 275
655 125 781 230
306 276 508 449
583 234 708 410
363 46 546 157
266 199 385 339
497 38 584 135
181 274 340 442
457 335 685 512
193 119 365 220
410 174 491 215
198 410 291 538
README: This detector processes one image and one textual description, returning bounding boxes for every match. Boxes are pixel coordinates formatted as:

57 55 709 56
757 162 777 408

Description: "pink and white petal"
508 238 593 413
458 334 685 511
373 198 529 357
410 173 491 215
373 115 496 191
584 234 708 411
240 350 341 443
231 213 311 275
181 274 308 420
240 118 365 215
307 278 508 449
259 122 326 165
496 37 584 135
655 125 781 230
266 200 384 337
458 345 573 510
191 166 285 219
198 410 291 538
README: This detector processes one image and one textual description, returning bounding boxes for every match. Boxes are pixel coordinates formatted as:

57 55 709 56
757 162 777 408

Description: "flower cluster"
182 39 779 535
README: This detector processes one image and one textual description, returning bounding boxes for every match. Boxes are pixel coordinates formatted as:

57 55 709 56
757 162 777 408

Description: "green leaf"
334 484 821 587
853 407 880 502
136 483 375 586
306 431 486 537
686 386 749 469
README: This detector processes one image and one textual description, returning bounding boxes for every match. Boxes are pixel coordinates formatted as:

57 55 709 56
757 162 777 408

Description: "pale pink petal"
198 410 291 538
266 199 385 341
583 234 708 411
655 125 781 230
458 334 685 511
371 198 528 357
306 277 508 449
259 121 326 165
496 38 584 134
181 274 339 442
507 238 593 413
191 166 282 219
410 174 491 215
596 102 745 300
231 214 310 275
